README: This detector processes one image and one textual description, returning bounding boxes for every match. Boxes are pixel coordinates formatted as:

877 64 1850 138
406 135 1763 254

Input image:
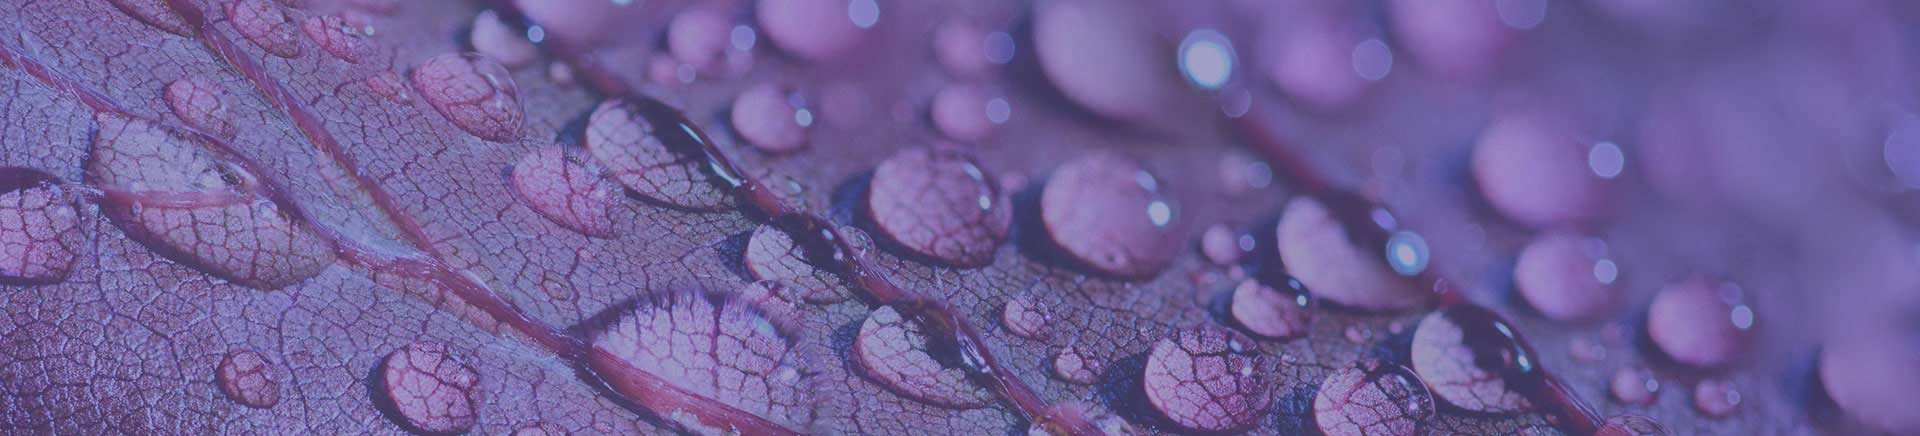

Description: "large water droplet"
1313 359 1436 436
1275 195 1428 311
226 0 305 58
731 84 809 153
1032 0 1179 122
867 147 1010 267
1472 108 1612 227
1647 278 1750 368
756 0 864 61
1410 305 1540 413
302 14 372 63
510 145 620 238
854 305 994 409
1515 231 1619 322
86 113 335 289
743 224 848 304
586 98 735 210
411 53 525 142
216 349 281 409
1142 327 1271 433
107 0 192 36
1231 277 1312 340
586 292 815 430
378 342 480 435
0 168 81 285
163 78 235 138
1041 153 1180 279
471 10 538 68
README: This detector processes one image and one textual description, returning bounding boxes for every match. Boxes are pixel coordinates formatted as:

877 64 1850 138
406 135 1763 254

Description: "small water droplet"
1410 305 1540 413
1041 153 1180 279
1314 359 1435 436
378 342 480 435
586 292 814 429
1609 366 1659 405
107 0 192 36
1050 346 1103 385
1692 379 1741 418
1569 335 1607 362
867 147 1011 267
163 78 235 138
510 146 620 237
757 0 866 61
1000 296 1049 340
411 53 524 142
932 85 996 141
1517 231 1620 322
743 224 848 304
586 97 735 209
471 10 539 68
732 84 809 153
1648 278 1750 368
216 349 281 409
303 14 372 63
854 306 994 408
1231 278 1312 340
1143 327 1271 433
227 0 304 58
1345 325 1372 343
0 168 81 286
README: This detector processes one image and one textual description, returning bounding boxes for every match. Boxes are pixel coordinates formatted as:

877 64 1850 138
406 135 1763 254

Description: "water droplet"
866 147 1011 267
163 78 235 138
1596 415 1671 436
1041 153 1180 279
1515 231 1619 322
411 53 524 142
854 305 994 408
1818 326 1920 435
1589 141 1626 179
586 292 815 429
585 97 734 210
1410 305 1540 413
1352 38 1394 81
731 83 809 153
1344 325 1373 344
86 113 334 289
846 0 879 28
1691 379 1741 418
1276 195 1429 311
1609 366 1659 405
1473 107 1612 227
1647 278 1750 368
0 168 81 285
931 85 997 142
547 62 575 87
107 0 192 36
1495 0 1549 29
1231 278 1312 340
756 0 865 61
1199 224 1240 266
1384 231 1428 276
510 145 620 238
1030 402 1141 436
1314 359 1436 436
1050 345 1103 385
1033 0 1179 122
216 349 281 409
731 25 758 51
471 10 539 68
668 7 730 70
1386 0 1514 78
302 14 372 63
934 21 991 78
366 71 413 103
743 224 848 304
1000 296 1049 340
1143 327 1272 433
378 342 480 435
226 0 304 58
1569 335 1607 362
1178 29 1235 90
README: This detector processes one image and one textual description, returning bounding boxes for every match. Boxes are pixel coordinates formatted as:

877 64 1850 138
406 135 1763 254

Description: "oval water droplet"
1050 345 1103 385
510 145 620 238
302 14 372 63
471 10 538 68
1199 224 1241 266
366 71 413 103
755 0 865 61
934 20 992 78
1231 278 1311 340
668 7 730 71
1000 296 1048 340
931 85 995 142
412 53 525 142
1515 231 1619 322
585 97 733 210
86 113 335 289
1609 366 1659 405
1142 327 1272 433
1386 0 1513 78
731 83 808 154
1691 379 1741 418
1472 108 1612 227
1276 195 1428 311
868 147 1010 267
378 342 480 435
1409 305 1540 413
216 349 281 409
1313 359 1436 436
163 77 235 138
0 168 81 285
586 292 816 430
1595 415 1671 436
1033 0 1179 122
1262 17 1375 111
854 305 994 409
1819 325 1920 435
1041 153 1179 279
743 224 848 304
1647 278 1750 368
226 0 305 58
108 0 192 36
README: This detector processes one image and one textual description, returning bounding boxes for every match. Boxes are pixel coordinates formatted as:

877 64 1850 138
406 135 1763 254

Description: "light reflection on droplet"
612 0 632 6
526 25 547 43
1134 171 1159 192
985 97 1011 124
1245 161 1272 189
848 0 879 29
1385 231 1429 276
985 31 1016 64
795 108 814 127
1147 201 1173 227
1593 259 1618 284
1178 29 1235 90
1237 234 1255 252
1729 305 1754 330
1371 208 1398 231
731 25 757 51
1883 113 1920 188
675 63 695 83
1352 38 1393 81
1589 141 1625 179
1220 87 1252 118
1495 0 1548 30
